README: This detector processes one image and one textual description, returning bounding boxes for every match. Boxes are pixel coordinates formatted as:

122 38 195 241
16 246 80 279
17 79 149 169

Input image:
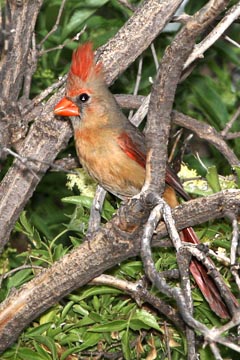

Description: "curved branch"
0 189 239 353
0 0 184 252
115 95 239 167
143 0 229 194
172 111 240 167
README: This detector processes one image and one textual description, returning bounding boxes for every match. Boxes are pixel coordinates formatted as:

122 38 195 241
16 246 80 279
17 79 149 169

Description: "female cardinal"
54 43 238 318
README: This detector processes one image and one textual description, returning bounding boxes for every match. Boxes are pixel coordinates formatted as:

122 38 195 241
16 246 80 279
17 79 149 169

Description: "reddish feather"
117 130 236 318
117 132 146 168
70 42 102 81
56 42 239 318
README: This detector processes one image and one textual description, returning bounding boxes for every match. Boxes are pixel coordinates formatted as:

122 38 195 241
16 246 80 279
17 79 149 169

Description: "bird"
54 42 238 318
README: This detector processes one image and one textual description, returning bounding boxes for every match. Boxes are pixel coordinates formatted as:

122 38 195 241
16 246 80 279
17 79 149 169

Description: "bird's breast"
74 127 145 197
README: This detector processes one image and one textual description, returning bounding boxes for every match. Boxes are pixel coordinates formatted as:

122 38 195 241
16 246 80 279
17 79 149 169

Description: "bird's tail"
182 227 238 319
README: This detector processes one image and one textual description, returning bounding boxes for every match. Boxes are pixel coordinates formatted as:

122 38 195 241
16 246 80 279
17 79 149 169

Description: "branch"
172 111 240 167
91 274 185 330
0 0 43 152
183 2 240 70
0 189 239 353
143 0 229 194
0 0 184 252
115 94 240 167
97 0 184 85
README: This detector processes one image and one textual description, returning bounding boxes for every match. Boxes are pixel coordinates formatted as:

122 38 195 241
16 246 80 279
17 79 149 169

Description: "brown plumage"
54 43 239 318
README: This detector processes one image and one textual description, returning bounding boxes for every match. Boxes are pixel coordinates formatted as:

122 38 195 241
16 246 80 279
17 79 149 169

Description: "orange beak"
54 97 80 117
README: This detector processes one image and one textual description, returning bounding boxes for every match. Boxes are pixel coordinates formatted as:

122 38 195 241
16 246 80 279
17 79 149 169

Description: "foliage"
1 0 240 359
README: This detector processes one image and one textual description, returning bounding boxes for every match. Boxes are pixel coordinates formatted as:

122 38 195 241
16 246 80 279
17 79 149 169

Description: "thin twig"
225 132 240 140
2 147 78 175
177 246 196 360
227 212 240 291
90 274 185 330
229 213 239 266
128 57 143 120
163 322 172 360
39 28 86 56
168 129 183 163
172 13 192 24
0 265 43 287
22 75 67 116
181 243 239 317
184 2 240 70
208 249 231 266
22 33 38 99
2 147 40 180
87 186 107 234
221 105 240 137
130 94 150 127
223 34 240 48
150 43 159 71
209 343 223 360
38 0 67 48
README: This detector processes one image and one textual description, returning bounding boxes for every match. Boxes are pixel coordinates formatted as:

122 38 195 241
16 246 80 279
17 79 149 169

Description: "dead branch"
183 2 240 70
115 95 239 167
0 0 43 151
0 189 239 353
0 0 183 252
142 0 230 195
91 274 185 330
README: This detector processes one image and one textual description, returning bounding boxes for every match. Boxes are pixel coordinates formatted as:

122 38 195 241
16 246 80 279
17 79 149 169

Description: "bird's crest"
69 42 102 82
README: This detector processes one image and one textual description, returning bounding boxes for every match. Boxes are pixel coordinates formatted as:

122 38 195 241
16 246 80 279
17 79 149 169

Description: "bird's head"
54 42 103 118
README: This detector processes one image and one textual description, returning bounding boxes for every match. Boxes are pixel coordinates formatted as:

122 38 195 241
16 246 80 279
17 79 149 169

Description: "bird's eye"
78 93 90 103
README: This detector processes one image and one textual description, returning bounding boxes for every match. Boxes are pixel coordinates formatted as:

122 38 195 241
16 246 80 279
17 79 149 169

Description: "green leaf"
88 320 127 332
131 309 161 332
89 312 104 322
27 336 58 360
233 166 240 188
61 300 74 318
75 316 96 327
17 347 48 360
214 41 240 66
7 269 33 289
69 286 121 302
73 332 103 352
73 304 89 317
15 211 42 247
121 330 131 360
92 295 100 312
60 346 83 360
33 341 52 360
191 77 229 129
39 308 58 325
62 0 109 38
206 166 221 193
62 195 93 208
27 323 52 337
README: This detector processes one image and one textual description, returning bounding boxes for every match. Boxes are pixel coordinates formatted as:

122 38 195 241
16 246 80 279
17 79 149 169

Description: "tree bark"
0 189 239 353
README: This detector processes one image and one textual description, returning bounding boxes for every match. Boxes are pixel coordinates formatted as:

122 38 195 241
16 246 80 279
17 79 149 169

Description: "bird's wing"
117 130 146 168
117 127 190 201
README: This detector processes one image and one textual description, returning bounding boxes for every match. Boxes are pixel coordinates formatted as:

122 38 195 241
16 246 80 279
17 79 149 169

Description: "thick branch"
0 0 43 100
0 189 239 353
0 0 43 152
144 0 229 194
0 0 184 252
97 0 184 85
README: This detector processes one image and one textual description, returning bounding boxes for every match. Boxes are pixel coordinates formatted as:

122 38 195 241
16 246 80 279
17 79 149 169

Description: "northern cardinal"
54 43 238 318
